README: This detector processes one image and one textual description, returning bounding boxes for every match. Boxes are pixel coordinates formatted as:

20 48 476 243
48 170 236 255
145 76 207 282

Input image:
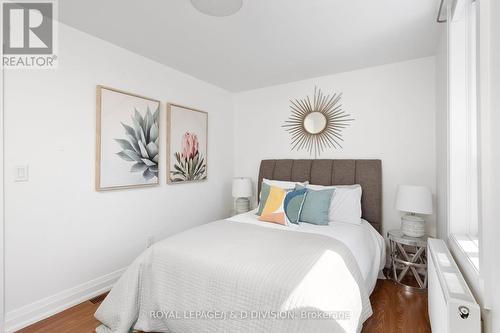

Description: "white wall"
3 23 234 326
489 2 500 330
488 0 500 329
234 57 437 236
480 0 500 332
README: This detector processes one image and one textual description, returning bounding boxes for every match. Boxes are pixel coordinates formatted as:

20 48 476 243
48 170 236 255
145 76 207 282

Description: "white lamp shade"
395 185 433 215
232 177 253 198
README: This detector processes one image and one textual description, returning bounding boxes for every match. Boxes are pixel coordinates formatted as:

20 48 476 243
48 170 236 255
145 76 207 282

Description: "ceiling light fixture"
190 0 243 17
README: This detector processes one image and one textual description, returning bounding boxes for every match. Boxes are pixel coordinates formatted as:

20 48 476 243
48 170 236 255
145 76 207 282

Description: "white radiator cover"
428 238 481 333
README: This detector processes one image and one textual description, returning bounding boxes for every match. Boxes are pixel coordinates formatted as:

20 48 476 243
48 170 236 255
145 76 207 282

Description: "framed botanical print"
96 85 160 190
167 103 208 184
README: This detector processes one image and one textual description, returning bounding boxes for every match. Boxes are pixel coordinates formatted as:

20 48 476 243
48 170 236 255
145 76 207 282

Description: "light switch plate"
14 165 29 182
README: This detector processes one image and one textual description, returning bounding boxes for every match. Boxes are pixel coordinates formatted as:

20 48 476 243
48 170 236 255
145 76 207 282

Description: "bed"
95 159 385 333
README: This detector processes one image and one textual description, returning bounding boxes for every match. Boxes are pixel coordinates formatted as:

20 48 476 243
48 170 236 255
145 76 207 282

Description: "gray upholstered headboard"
258 159 382 234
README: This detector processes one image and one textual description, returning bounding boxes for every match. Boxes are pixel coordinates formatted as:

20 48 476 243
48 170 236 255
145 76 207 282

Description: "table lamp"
395 185 433 237
232 177 253 214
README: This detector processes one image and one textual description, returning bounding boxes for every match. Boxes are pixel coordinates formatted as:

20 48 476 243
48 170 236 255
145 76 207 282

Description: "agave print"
171 132 207 182
115 106 159 180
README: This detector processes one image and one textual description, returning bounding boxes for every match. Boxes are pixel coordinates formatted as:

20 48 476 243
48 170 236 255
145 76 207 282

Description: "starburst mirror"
283 87 353 158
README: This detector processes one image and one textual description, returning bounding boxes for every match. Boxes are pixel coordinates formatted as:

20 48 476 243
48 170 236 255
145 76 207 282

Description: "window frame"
446 0 484 303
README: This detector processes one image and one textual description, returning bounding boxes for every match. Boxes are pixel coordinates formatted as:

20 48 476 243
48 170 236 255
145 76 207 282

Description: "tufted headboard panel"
258 159 382 233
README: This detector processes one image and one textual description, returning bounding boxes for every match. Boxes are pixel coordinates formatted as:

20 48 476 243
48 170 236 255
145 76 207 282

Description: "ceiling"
58 0 440 92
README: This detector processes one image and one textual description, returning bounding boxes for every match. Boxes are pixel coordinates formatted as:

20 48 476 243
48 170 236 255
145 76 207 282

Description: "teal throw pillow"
299 188 335 225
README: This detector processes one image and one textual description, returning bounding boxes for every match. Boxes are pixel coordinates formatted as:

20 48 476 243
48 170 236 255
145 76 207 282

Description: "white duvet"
229 210 386 295
95 211 385 333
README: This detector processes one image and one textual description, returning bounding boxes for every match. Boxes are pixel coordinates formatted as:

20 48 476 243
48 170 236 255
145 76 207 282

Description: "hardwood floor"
362 279 430 333
17 279 430 333
16 300 102 333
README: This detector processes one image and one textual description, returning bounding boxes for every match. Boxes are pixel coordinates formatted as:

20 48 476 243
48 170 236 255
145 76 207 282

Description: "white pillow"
263 178 308 190
306 184 362 224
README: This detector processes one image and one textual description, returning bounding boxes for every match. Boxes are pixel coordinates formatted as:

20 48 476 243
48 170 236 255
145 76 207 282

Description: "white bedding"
95 213 385 333
228 209 386 294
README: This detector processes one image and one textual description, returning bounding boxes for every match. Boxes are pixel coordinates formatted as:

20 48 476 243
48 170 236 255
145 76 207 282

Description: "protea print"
115 107 159 180
171 132 207 181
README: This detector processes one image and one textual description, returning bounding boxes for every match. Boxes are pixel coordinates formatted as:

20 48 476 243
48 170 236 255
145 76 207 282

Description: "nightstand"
387 229 428 291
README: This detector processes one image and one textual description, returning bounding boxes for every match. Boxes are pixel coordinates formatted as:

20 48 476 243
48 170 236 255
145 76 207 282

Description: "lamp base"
235 197 250 214
401 214 425 238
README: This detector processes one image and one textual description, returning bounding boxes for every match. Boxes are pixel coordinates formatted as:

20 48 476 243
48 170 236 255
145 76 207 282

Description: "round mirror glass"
303 112 327 134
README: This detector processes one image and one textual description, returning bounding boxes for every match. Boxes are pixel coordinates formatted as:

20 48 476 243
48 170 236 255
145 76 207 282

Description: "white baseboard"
5 268 125 333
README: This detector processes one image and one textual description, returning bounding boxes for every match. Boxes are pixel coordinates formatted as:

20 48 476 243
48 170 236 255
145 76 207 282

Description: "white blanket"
95 220 373 333
228 210 386 294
